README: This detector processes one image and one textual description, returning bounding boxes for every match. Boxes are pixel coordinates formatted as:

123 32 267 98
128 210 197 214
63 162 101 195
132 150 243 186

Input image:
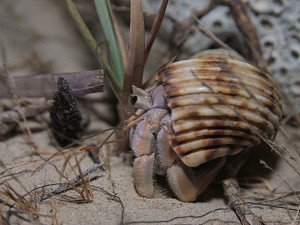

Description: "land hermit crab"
127 49 282 202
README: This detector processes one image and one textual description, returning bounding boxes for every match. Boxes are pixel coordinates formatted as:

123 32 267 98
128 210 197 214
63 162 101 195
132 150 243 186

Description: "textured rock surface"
142 0 300 112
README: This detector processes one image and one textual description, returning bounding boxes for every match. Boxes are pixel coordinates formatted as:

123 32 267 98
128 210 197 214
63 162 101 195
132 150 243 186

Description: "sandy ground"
1 1 300 224
0 126 299 225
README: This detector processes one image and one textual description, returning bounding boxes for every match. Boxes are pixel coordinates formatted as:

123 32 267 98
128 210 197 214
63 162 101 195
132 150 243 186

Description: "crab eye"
130 95 137 105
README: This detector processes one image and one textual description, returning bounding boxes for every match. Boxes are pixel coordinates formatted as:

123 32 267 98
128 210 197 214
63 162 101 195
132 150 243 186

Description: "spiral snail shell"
156 49 282 167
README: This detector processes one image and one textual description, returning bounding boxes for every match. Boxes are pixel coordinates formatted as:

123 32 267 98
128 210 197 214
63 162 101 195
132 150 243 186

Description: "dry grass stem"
260 160 300 201
192 14 234 52
169 0 216 55
51 199 60 225
0 184 52 223
122 0 145 104
238 176 274 192
291 205 300 225
38 162 103 202
144 0 169 66
33 126 121 173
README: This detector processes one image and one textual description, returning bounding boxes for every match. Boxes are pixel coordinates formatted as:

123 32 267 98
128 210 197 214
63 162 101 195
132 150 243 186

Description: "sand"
0 127 299 224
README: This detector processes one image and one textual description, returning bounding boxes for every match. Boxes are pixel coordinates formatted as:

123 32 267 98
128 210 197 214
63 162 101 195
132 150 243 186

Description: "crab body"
128 49 282 202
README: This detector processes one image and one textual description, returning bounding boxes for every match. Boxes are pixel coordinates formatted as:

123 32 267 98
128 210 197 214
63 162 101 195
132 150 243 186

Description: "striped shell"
157 49 282 167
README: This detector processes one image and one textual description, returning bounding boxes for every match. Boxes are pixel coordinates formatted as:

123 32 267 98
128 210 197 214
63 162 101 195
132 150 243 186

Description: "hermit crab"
127 49 282 202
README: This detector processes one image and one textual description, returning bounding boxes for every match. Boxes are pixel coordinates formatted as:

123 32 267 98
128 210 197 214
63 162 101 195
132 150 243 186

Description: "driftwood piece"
0 70 104 99
0 101 52 123
223 177 266 225
221 150 266 225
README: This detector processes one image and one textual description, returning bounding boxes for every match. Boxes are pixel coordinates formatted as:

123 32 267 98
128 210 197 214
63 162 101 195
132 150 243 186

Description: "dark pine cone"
50 77 82 147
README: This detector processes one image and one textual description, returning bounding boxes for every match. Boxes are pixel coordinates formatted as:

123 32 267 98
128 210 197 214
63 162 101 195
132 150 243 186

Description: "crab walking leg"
156 115 209 201
133 154 155 197
166 161 199 202
167 157 226 202
156 115 178 175
131 117 156 197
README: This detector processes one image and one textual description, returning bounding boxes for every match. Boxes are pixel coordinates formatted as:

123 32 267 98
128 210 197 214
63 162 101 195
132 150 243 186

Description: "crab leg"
167 157 226 202
131 117 156 197
156 115 178 175
133 154 155 197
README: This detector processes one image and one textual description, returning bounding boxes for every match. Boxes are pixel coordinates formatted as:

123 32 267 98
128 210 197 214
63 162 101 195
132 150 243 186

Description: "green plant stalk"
94 0 125 87
64 0 121 94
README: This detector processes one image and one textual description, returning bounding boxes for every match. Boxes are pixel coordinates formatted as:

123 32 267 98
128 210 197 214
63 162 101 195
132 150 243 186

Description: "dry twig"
191 14 234 52
169 0 216 55
0 101 52 123
38 163 104 202
0 70 104 99
144 0 169 66
222 178 266 225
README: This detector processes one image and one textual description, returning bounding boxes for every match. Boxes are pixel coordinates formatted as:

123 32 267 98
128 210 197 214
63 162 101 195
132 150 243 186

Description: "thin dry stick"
242 191 300 203
59 151 73 182
238 176 274 192
260 160 300 202
67 152 94 203
222 178 265 225
50 200 59 225
38 162 104 202
219 147 266 225
191 14 234 52
0 70 104 99
70 151 88 175
260 160 299 221
291 205 300 225
1 184 52 223
281 196 294 221
86 142 101 164
169 0 216 55
123 201 298 224
33 126 121 173
0 101 52 123
278 126 300 157
90 185 124 225
144 0 169 66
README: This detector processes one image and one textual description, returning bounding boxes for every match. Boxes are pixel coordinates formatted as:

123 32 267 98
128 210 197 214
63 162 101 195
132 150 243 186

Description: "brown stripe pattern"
157 49 282 167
